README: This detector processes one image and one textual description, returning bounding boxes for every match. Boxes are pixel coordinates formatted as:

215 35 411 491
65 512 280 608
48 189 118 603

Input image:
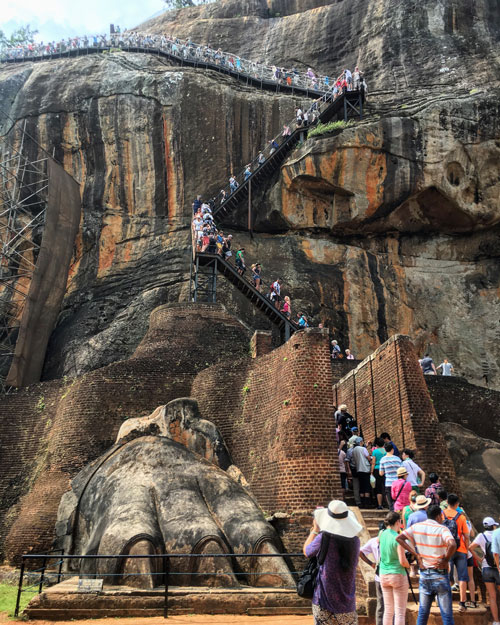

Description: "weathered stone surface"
55 399 294 588
142 0 500 89
115 398 233 469
440 422 500 529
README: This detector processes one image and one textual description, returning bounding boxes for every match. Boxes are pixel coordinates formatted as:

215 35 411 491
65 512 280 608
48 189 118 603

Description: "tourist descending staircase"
190 250 296 343
213 89 364 223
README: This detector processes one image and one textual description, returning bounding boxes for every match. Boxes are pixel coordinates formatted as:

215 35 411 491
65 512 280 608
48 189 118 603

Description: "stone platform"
24 578 312 620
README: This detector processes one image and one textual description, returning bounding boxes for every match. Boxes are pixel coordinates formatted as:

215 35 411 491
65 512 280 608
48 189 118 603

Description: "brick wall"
426 375 500 444
333 335 459 493
192 327 342 514
0 303 251 563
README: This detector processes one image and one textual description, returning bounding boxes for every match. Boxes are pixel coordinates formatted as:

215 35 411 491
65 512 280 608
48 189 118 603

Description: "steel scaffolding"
0 121 49 391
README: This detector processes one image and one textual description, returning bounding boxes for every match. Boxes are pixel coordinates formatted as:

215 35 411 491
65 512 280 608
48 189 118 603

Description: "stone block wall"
0 303 251 563
426 375 500 444
192 327 342 515
333 335 459 493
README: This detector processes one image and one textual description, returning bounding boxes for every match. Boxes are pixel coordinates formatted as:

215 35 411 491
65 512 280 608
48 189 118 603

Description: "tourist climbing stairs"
356 506 489 624
213 90 363 223
192 251 297 342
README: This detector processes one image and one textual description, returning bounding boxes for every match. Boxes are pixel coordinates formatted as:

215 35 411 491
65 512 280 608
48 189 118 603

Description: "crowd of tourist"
0 29 366 99
308 421 500 625
191 198 299 320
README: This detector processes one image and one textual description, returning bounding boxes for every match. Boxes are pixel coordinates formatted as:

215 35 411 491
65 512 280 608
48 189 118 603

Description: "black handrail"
196 251 297 335
15 550 305 618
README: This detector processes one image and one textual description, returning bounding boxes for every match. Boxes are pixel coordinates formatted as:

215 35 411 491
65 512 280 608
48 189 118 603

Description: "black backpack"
297 532 331 598
484 534 496 568
443 511 462 549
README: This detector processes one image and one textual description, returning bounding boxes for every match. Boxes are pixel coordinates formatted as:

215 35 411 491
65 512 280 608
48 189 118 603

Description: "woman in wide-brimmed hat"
303 500 362 625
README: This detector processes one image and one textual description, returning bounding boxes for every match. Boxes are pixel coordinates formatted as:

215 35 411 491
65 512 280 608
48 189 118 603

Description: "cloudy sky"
2 0 166 43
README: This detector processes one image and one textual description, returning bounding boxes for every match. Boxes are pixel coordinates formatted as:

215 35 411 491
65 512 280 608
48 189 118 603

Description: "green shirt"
379 529 405 575
372 447 386 470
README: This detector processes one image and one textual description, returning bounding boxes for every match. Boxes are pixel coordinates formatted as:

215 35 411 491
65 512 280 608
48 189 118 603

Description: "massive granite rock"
55 398 294 588
0 0 498 389
142 0 500 90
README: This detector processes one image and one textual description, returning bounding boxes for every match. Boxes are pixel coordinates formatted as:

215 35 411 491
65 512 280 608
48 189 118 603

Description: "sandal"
458 602 467 612
465 601 477 609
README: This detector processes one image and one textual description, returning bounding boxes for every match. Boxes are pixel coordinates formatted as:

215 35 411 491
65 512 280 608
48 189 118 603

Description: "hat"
351 426 358 432
414 495 432 509
314 501 363 538
354 436 363 444
483 516 499 527
396 467 408 478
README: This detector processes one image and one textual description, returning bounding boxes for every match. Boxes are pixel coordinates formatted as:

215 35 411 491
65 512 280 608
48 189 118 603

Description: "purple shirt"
305 532 360 614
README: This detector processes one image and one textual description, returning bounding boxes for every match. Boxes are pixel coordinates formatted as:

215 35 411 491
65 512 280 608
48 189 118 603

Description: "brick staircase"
356 505 491 625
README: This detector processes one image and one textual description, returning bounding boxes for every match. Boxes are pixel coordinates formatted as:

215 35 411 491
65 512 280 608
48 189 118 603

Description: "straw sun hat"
314 500 363 538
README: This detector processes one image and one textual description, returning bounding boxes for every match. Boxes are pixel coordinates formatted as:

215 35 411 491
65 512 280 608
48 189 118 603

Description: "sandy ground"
0 615 312 625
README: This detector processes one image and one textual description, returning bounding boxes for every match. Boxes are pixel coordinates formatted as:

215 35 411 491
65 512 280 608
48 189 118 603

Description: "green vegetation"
0 582 37 618
0 25 38 53
307 119 353 139
36 396 45 413
163 0 215 8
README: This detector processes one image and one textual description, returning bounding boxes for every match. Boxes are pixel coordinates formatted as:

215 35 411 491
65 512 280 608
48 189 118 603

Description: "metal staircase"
190 252 296 343
213 89 364 222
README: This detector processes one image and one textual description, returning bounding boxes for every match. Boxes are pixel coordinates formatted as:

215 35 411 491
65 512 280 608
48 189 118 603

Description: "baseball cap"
483 516 499 527
351 426 358 432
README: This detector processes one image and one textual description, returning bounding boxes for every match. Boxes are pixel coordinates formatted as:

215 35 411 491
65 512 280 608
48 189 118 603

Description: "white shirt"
438 362 453 375
403 458 422 486
360 537 380 582
470 531 494 569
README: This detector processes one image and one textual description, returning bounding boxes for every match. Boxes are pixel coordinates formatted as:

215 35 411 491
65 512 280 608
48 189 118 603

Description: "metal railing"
15 550 304 618
0 31 342 94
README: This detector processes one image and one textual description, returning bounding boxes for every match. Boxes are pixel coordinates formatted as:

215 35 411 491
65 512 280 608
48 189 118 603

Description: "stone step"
406 602 488 625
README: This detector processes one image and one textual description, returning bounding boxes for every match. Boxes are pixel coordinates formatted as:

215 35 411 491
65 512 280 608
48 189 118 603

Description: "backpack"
297 532 331 598
443 511 462 549
483 534 496 568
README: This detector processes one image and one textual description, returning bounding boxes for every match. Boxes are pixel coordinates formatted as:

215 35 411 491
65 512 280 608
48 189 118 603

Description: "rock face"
55 398 294 589
441 422 500 529
0 0 499 390
142 0 500 89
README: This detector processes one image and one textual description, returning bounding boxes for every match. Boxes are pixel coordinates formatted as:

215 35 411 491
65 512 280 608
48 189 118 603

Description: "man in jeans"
396 505 457 625
443 493 470 611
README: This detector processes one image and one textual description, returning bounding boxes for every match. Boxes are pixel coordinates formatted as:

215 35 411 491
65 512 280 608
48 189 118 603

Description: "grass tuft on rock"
307 119 353 139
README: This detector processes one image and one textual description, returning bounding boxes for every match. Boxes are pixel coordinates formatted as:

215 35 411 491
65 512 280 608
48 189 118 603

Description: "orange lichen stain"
163 112 178 225
365 150 387 216
97 214 123 276
301 238 344 265
66 228 83 293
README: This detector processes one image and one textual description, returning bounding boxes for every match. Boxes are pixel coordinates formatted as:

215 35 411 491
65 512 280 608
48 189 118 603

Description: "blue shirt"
379 454 402 486
407 509 428 528
491 527 500 556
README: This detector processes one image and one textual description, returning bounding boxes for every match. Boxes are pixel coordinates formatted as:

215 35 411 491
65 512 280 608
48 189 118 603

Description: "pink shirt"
391 479 412 511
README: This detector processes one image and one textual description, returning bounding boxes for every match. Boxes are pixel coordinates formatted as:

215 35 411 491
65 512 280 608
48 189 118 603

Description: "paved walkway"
1 614 312 625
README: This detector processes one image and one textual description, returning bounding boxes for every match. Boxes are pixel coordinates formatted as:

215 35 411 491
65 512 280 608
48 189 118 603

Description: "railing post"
38 557 47 594
57 550 64 584
14 557 25 617
163 554 169 618
212 259 217 303
248 178 252 236
344 96 348 123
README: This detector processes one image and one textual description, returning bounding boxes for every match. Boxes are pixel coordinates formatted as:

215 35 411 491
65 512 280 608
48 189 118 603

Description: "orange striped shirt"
401 520 454 569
